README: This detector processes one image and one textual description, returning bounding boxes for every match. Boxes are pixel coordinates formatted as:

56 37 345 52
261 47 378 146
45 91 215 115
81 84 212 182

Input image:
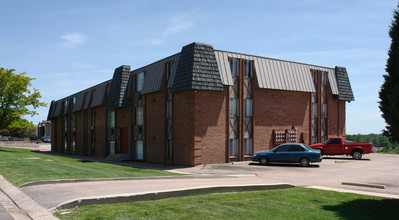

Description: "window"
136 106 144 125
107 110 116 154
245 99 252 117
136 141 144 160
275 145 290 152
230 58 238 77
322 103 327 118
136 72 144 92
230 98 238 118
166 140 172 159
322 71 326 86
312 103 317 118
312 70 318 85
230 138 238 157
71 113 76 154
328 138 341 145
64 117 68 153
107 110 115 128
289 145 305 152
64 100 68 113
73 96 76 105
312 136 317 144
166 100 172 119
244 138 252 156
245 60 252 78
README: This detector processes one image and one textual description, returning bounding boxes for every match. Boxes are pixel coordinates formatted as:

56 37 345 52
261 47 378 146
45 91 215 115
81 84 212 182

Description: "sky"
0 0 397 134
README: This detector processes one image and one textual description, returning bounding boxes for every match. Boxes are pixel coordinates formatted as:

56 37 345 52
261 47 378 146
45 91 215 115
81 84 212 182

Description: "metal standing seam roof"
214 50 339 95
72 92 85 113
133 53 180 95
91 82 109 108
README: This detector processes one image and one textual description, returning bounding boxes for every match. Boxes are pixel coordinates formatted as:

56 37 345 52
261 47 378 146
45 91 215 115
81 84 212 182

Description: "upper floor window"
230 98 238 118
312 103 317 118
136 72 144 92
245 99 252 117
136 106 144 126
322 103 327 118
245 60 252 78
107 110 115 128
166 100 172 119
321 71 327 86
312 70 318 85
230 58 238 77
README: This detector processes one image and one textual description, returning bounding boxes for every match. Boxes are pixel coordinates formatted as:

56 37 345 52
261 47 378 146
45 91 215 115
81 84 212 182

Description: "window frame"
136 72 145 92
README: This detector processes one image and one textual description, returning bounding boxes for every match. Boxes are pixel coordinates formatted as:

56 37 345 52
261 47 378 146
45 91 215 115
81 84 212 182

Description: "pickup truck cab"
310 137 373 160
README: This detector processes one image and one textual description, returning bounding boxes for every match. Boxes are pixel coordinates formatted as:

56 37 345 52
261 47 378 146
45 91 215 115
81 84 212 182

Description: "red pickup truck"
310 137 373 160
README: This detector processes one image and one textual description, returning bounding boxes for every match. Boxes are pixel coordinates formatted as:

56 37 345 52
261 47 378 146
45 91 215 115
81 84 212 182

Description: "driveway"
20 153 399 210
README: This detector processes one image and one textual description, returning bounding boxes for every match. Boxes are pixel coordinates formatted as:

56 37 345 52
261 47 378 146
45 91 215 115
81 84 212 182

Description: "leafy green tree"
379 4 399 142
0 67 47 137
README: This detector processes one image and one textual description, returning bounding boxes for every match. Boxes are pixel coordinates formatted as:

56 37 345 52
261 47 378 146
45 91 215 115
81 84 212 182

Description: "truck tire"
352 151 362 160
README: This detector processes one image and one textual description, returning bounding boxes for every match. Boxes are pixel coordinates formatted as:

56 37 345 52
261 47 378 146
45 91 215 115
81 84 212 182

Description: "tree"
0 67 47 137
379 4 399 142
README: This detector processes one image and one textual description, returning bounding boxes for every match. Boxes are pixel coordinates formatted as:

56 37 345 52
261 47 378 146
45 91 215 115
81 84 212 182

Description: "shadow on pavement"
248 162 320 168
323 156 371 161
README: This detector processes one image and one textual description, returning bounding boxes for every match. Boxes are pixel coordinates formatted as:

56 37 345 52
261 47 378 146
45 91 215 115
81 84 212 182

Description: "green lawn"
55 188 399 220
0 147 178 186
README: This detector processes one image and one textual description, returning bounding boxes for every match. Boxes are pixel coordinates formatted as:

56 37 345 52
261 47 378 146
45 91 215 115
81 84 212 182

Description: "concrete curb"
18 174 236 188
0 175 58 220
54 183 295 211
342 182 386 189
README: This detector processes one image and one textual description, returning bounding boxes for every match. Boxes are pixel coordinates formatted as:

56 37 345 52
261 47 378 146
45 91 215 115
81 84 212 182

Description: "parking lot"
171 153 399 195
17 152 399 211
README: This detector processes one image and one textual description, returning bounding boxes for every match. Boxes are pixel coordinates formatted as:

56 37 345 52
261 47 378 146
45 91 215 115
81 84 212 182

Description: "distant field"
55 187 399 220
0 147 178 186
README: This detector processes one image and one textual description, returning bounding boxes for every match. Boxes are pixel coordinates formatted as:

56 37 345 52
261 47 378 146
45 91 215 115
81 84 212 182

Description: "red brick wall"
173 90 195 165
94 106 107 157
52 116 63 153
253 89 311 151
327 95 347 138
75 111 85 155
145 91 166 163
87 109 93 156
193 90 227 165
339 100 346 138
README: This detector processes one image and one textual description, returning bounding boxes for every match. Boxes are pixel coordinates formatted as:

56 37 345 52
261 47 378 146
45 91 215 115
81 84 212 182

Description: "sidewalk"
0 175 57 220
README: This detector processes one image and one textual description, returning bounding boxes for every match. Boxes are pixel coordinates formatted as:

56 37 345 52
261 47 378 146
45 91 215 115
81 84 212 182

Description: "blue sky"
0 0 396 134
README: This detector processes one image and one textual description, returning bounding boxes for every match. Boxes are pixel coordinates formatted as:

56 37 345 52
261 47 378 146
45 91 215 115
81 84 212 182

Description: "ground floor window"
244 138 252 156
230 138 238 157
109 141 115 154
136 141 144 160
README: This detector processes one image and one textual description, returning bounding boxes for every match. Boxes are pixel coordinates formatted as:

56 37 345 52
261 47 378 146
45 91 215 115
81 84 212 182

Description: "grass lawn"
55 188 399 220
0 147 178 186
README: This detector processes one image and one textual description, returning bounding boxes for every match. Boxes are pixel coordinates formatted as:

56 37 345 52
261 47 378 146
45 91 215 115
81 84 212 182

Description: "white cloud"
60 32 87 48
150 12 196 45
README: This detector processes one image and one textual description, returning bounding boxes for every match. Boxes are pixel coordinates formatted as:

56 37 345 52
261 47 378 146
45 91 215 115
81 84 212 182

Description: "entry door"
120 127 128 153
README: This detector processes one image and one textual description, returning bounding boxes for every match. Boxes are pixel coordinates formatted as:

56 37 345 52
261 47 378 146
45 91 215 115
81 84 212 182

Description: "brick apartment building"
47 42 354 166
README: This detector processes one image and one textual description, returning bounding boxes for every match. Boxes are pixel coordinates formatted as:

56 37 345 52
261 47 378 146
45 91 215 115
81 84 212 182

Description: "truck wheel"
259 157 269 165
352 151 362 160
300 158 310 167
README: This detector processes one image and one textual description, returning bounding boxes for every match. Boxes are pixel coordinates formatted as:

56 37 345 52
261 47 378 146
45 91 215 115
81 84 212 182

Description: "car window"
328 138 341 145
275 145 290 152
289 145 305 152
